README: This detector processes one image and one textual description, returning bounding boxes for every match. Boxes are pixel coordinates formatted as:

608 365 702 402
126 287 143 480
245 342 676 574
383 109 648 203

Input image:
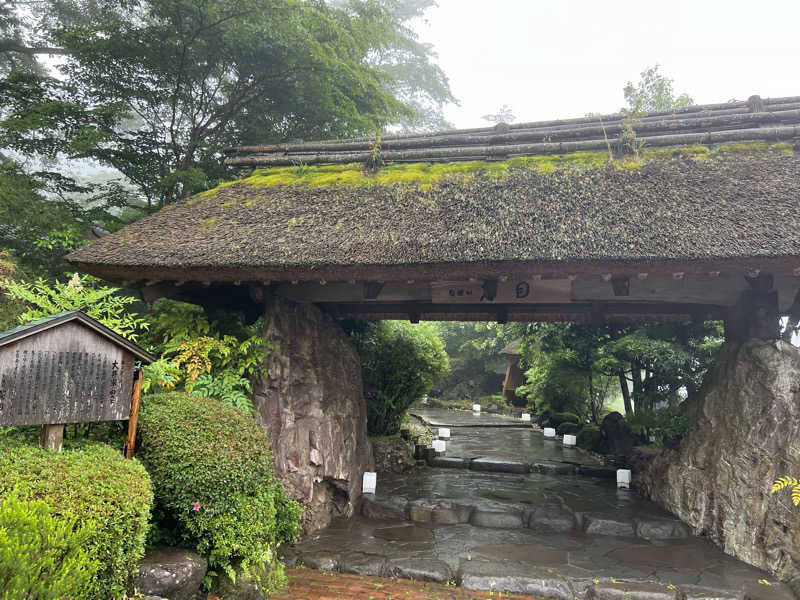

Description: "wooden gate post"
124 369 143 459
40 424 64 452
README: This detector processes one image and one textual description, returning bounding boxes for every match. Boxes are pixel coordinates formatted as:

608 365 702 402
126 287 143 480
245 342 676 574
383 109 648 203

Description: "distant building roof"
0 311 155 363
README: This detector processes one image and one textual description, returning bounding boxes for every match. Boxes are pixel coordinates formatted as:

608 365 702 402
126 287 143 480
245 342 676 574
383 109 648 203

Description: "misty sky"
414 0 800 128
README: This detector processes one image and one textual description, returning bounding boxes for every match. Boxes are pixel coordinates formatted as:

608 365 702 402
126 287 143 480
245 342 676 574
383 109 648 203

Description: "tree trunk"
631 361 643 410
588 372 598 424
619 370 633 416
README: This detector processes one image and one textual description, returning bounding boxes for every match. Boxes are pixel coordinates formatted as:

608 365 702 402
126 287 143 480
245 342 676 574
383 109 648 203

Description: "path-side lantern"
0 311 155 454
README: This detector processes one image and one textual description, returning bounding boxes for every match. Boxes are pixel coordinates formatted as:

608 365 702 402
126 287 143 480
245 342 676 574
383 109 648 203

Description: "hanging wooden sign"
431 279 571 304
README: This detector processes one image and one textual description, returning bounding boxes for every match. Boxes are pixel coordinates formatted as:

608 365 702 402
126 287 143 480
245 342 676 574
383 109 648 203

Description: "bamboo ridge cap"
224 94 800 159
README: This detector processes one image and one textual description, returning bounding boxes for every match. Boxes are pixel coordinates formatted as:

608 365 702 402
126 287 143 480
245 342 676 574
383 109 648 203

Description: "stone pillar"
252 295 374 534
637 339 800 584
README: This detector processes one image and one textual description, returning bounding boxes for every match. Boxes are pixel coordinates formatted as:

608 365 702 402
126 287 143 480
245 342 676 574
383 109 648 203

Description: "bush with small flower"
138 392 302 592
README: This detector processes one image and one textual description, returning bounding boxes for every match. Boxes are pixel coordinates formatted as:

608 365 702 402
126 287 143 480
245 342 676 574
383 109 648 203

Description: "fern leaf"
771 476 799 494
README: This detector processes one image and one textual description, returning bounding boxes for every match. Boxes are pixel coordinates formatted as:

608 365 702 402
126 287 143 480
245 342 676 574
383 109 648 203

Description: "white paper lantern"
521 413 531 422
432 439 446 453
617 469 632 489
472 403 481 412
543 427 556 438
362 471 377 494
438 427 451 439
563 434 577 447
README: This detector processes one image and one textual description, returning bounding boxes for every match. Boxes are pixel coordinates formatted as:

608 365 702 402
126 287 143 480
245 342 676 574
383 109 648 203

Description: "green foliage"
482 104 515 124
137 393 302 586
549 412 580 427
518 320 722 431
4 0 453 212
626 405 691 448
432 322 527 385
0 272 149 341
772 476 800 506
0 493 98 600
576 424 601 452
623 65 694 113
0 160 96 277
0 441 153 599
620 65 694 159
350 321 449 435
0 250 26 331
141 299 271 412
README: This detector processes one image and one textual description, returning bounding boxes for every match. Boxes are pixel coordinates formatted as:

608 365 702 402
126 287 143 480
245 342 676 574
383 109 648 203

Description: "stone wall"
252 296 374 534
637 339 800 583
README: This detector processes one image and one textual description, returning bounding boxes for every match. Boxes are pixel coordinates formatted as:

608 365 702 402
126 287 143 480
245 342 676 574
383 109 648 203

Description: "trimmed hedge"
138 393 302 582
576 424 602 452
0 441 153 599
0 493 98 599
548 412 580 428
556 422 579 436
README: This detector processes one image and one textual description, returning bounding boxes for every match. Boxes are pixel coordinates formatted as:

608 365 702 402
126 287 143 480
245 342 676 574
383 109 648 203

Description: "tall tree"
2 0 455 212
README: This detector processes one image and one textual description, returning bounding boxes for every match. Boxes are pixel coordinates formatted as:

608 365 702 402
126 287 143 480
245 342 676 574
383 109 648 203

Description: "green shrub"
0 493 99 600
349 321 449 435
626 404 691 447
137 393 302 585
141 299 271 412
576 424 602 452
478 394 506 407
556 422 579 436
0 441 153 599
548 412 580 428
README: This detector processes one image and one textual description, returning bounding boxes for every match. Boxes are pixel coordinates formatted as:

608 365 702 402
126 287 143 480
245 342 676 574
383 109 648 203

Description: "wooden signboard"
431 279 572 304
0 311 155 452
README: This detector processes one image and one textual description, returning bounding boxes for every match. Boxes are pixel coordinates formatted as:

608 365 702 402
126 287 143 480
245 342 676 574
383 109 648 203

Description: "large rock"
597 411 638 459
134 547 207 600
637 340 800 582
253 296 374 534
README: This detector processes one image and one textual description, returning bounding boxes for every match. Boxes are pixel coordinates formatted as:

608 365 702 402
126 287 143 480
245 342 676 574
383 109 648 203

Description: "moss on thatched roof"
68 143 800 284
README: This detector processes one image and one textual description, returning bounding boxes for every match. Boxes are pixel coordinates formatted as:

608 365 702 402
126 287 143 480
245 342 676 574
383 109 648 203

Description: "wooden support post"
725 273 780 342
611 276 630 297
363 281 385 300
124 369 143 459
40 424 63 452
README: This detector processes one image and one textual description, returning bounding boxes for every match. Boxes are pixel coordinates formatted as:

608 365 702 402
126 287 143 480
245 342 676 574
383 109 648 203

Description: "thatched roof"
68 144 800 284
66 94 800 323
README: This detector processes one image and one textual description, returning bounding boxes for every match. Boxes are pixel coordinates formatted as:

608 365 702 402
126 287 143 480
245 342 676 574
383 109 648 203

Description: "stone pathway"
271 567 541 599
281 410 795 599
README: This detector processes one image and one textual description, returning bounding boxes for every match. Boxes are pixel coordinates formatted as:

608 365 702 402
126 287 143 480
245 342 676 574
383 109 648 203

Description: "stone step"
284 547 796 600
361 493 692 542
586 581 680 599
423 452 619 480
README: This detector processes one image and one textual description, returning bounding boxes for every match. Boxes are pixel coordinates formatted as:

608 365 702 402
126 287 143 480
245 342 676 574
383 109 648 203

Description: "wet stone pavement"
282 409 794 599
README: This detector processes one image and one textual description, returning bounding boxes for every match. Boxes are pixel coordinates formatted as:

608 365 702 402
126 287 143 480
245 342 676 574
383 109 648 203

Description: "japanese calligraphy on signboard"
431 279 572 304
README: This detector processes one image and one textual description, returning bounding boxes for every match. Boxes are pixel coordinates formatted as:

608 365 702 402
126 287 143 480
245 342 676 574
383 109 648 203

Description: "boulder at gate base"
253 296 374 533
637 339 800 583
